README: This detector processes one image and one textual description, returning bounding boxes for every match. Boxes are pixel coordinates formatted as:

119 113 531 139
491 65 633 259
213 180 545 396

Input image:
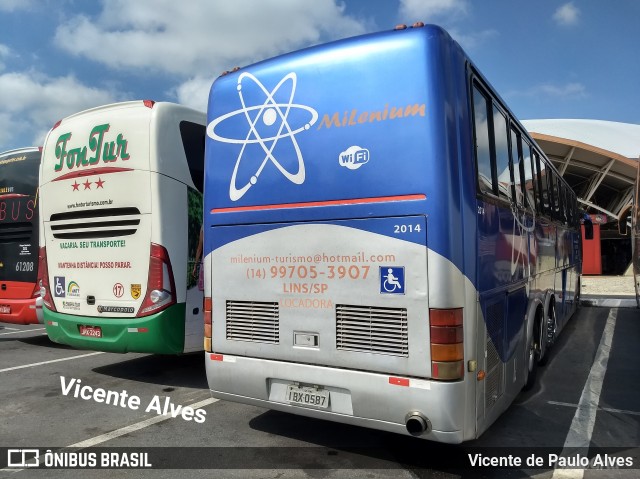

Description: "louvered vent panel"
226 300 279 344
336 304 408 357
485 301 504 409
49 207 140 239
0 222 32 243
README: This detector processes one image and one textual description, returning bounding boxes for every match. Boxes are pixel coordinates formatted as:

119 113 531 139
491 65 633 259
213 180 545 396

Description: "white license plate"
79 325 102 338
286 384 329 409
0 305 10 314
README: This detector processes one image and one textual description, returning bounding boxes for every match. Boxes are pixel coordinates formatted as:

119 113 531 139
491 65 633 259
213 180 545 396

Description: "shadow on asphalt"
92 352 208 389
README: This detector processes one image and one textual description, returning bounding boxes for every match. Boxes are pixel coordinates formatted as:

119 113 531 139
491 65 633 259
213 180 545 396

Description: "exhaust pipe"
405 412 431 436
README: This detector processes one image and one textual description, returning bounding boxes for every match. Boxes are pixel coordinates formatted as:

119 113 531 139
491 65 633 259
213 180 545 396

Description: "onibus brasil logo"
207 72 318 201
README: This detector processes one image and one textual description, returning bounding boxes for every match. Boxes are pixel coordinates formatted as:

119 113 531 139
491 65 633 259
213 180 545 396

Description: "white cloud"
397 0 495 52
553 3 580 26
398 0 468 21
0 72 121 148
448 28 498 51
54 0 367 80
172 76 215 112
0 0 36 11
507 82 587 100
0 44 10 71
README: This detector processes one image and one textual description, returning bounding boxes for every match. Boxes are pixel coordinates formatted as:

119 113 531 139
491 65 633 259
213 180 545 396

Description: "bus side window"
472 85 495 196
180 121 206 193
551 173 561 221
537 154 549 217
523 140 536 213
493 107 511 202
562 185 569 225
545 163 555 219
509 126 525 208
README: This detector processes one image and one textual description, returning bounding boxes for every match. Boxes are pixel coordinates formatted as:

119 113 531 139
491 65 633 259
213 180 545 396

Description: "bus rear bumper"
43 303 187 354
205 353 469 444
0 298 40 325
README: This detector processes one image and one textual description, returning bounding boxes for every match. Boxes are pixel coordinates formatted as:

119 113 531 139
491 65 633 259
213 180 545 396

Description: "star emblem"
83 180 92 190
72 181 80 191
95 178 105 188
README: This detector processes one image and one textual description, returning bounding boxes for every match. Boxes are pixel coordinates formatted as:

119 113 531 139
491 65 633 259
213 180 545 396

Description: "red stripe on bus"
211 194 426 213
52 167 134 181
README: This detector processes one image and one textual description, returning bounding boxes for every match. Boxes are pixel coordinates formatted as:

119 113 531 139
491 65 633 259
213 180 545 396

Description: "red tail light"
204 296 212 352
37 247 57 312
136 243 176 317
430 308 464 380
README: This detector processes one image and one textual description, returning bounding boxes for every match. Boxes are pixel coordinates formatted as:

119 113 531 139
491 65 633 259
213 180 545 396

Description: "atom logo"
207 72 318 201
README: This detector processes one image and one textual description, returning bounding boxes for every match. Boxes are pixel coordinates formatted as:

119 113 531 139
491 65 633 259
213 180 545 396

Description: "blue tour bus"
202 23 583 443
632 157 640 307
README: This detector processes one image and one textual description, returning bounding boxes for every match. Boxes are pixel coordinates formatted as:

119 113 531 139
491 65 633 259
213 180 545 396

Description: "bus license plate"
286 385 329 409
79 325 102 338
0 305 10 314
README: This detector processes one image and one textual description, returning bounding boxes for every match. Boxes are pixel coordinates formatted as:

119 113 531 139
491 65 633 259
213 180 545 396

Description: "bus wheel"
523 325 538 391
539 305 556 367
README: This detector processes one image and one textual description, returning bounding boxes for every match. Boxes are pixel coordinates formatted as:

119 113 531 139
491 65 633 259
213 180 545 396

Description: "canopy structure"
522 119 640 224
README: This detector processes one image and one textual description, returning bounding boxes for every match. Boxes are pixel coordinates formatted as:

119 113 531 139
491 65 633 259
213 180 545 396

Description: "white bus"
39 100 206 354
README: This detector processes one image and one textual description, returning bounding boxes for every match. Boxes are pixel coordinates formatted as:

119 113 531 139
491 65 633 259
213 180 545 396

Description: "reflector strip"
388 377 431 389
209 354 237 362
127 328 149 333
48 321 58 326
389 377 410 387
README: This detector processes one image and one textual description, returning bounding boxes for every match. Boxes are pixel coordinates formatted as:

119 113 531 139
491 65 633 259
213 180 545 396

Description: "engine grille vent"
485 300 504 409
49 207 140 239
336 304 408 357
226 300 279 344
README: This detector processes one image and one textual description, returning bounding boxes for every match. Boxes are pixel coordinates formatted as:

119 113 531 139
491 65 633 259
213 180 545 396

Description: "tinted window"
522 140 536 212
494 109 511 201
537 155 550 216
551 173 561 221
509 127 525 207
472 86 493 196
180 121 205 193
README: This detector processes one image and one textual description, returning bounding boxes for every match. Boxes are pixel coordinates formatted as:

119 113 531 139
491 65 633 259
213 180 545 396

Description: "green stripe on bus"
43 303 187 354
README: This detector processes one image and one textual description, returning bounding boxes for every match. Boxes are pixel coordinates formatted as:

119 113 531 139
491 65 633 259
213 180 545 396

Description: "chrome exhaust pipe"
405 412 431 436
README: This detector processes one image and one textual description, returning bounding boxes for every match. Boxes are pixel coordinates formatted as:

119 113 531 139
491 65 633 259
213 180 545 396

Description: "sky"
0 0 638 152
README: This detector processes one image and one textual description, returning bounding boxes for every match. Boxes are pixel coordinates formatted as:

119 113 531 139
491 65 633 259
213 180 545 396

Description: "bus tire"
539 305 555 366
523 322 538 391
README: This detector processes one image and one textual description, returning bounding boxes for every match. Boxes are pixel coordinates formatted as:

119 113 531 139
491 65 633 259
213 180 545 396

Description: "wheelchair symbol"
380 267 404 295
54 276 65 297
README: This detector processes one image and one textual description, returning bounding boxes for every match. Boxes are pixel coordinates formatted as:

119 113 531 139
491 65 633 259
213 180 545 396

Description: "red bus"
0 147 43 324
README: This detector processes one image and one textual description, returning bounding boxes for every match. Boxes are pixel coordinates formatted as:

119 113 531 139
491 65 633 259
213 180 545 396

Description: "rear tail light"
136 243 176 317
37 246 57 312
204 296 212 352
430 308 464 380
